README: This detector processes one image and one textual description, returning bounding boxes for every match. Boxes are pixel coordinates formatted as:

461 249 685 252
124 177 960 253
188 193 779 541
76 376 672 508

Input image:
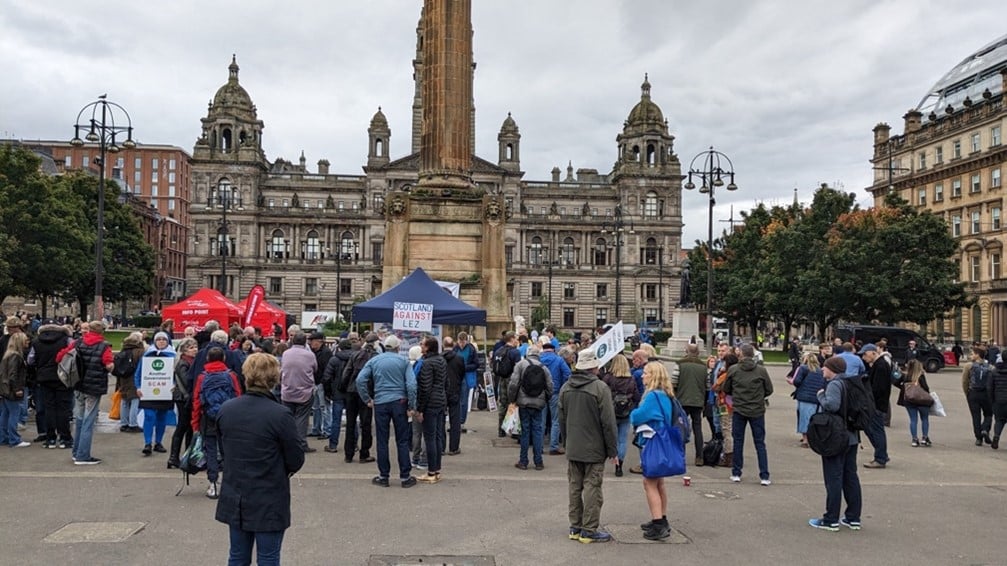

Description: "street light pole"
658 248 664 328
220 191 229 296
71 95 136 321
602 204 633 321
684 147 738 342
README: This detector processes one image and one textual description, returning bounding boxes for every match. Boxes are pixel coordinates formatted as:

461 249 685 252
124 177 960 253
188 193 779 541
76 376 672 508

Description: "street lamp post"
218 191 231 297
684 147 738 341
71 95 136 321
602 204 634 321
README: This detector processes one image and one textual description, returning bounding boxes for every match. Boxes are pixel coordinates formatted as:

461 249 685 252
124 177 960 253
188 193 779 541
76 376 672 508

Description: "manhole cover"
45 522 146 543
368 556 496 566
699 489 740 500
605 523 690 544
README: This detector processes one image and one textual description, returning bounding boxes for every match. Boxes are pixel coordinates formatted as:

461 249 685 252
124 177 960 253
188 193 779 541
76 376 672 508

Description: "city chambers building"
187 26 684 331
868 34 1007 344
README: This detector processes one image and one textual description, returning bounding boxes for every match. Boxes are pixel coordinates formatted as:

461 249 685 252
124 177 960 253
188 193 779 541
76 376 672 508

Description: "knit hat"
823 356 847 375
153 331 171 343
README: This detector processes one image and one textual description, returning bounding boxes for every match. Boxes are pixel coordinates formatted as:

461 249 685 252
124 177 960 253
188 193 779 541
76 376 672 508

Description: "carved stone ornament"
485 197 504 222
388 195 407 217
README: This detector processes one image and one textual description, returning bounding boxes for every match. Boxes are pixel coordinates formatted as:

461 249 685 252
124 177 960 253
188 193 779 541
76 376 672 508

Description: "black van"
834 325 945 373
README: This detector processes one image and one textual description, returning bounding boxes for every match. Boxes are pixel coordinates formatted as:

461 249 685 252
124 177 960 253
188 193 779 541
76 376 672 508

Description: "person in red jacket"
191 347 242 498
56 320 114 465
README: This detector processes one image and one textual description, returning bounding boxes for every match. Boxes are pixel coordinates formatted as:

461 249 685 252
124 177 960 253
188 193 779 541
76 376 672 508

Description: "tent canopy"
237 298 287 339
352 267 486 325
161 288 242 331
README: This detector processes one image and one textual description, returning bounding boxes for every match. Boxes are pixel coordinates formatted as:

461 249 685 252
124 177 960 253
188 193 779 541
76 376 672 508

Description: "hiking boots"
643 519 671 541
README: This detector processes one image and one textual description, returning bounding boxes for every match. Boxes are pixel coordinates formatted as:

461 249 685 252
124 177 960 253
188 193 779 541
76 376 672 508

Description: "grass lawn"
761 349 789 363
105 330 129 351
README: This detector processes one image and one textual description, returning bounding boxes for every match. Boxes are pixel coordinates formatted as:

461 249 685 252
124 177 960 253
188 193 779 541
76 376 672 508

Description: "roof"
352 267 486 325
916 33 1007 120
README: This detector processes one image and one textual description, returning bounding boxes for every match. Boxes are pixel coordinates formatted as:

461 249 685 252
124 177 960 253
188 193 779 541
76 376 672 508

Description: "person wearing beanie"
408 345 427 469
135 331 177 456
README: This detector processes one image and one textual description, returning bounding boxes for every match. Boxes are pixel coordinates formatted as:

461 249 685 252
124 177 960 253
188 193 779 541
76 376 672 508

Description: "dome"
916 33 1007 121
370 106 389 128
500 112 519 133
626 74 665 126
212 55 254 110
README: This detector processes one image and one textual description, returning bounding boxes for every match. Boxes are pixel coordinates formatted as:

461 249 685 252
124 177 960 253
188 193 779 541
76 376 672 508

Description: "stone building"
868 34 1007 343
187 20 683 332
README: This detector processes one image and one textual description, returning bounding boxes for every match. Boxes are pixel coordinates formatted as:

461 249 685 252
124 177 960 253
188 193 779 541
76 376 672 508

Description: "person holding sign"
135 332 176 457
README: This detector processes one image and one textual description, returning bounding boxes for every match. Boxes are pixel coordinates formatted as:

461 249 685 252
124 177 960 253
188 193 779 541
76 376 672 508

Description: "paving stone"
44 522 146 544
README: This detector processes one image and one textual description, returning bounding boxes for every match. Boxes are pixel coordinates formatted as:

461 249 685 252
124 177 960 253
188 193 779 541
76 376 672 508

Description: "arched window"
340 230 356 262
375 138 384 155
221 128 232 152
506 143 514 160
643 237 658 265
239 130 247 145
304 230 320 260
594 238 608 266
632 145 641 163
643 192 659 217
646 143 656 166
561 237 575 267
270 229 286 259
530 236 543 266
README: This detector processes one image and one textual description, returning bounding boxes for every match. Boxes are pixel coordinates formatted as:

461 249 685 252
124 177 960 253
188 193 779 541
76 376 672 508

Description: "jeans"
447 397 461 453
43 386 73 444
496 377 510 432
0 398 22 445
993 400 1007 438
684 405 704 459
282 399 312 451
905 404 930 439
171 400 193 459
422 406 445 472
120 397 140 427
518 406 545 466
32 385 46 435
18 388 29 425
615 418 631 462
142 408 169 445
310 384 331 436
731 412 770 480
966 390 993 439
73 392 102 461
862 408 889 464
374 399 412 480
821 442 862 523
343 394 372 460
227 525 284 566
205 432 222 483
549 393 562 451
411 418 426 464
328 398 345 450
460 378 471 425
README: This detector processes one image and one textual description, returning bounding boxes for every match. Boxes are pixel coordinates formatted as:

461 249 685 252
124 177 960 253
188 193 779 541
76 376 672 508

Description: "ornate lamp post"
71 95 136 321
601 204 634 320
684 147 738 340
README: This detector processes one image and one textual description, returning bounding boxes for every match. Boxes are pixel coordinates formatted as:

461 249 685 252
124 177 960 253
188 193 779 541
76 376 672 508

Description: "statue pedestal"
665 307 705 358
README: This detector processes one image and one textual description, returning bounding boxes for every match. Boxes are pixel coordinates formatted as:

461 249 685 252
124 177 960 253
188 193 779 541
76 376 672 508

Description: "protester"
455 332 479 432
990 360 1007 449
897 359 932 447
601 353 638 476
630 361 678 540
809 356 862 531
509 343 553 471
168 337 197 468
135 332 176 456
308 332 333 441
494 332 521 437
57 320 114 465
321 339 353 454
859 343 891 469
722 343 774 485
712 353 739 467
790 352 825 447
280 332 317 453
192 346 243 498
215 353 304 565
442 337 465 455
0 333 31 447
417 336 448 483
341 333 379 464
408 345 427 470
542 340 572 456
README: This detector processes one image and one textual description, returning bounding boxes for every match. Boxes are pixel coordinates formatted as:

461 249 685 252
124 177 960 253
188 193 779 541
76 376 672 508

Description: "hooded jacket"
722 357 774 418
56 332 113 397
508 354 554 410
540 349 571 395
443 349 465 405
558 370 618 463
673 354 708 408
28 324 72 389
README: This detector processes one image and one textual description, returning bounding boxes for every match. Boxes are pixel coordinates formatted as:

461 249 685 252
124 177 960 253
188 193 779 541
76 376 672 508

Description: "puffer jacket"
558 370 617 463
29 324 72 389
792 365 825 404
443 349 465 405
417 352 448 412
508 354 554 410
57 332 113 397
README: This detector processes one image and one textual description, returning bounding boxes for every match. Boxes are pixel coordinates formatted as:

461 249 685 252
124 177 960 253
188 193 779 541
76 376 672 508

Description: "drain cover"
45 522 146 543
368 556 496 566
605 523 690 544
699 489 740 500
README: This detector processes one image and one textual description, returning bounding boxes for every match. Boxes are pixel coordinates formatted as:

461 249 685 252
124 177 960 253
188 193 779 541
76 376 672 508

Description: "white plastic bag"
929 392 946 417
501 403 521 435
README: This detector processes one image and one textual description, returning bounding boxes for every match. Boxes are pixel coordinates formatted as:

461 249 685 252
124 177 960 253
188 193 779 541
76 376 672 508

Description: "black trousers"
684 405 705 459
967 390 993 439
447 398 461 453
41 384 72 443
344 394 373 460
170 400 193 458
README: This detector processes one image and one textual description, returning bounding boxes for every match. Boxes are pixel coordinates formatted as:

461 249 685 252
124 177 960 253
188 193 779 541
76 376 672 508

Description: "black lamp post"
218 190 232 297
601 204 634 320
70 95 136 321
684 146 738 340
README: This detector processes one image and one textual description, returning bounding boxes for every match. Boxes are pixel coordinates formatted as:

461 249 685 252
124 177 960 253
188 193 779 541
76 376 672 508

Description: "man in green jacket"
559 348 618 543
674 343 709 466
722 343 774 485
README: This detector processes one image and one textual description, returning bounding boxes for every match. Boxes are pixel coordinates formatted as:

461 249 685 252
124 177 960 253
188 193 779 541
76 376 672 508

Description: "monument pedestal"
665 307 705 358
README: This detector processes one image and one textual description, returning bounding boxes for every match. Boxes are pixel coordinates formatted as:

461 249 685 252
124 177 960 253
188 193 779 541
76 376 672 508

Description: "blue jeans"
460 377 472 425
616 418 631 462
310 384 331 436
73 392 102 461
120 397 139 427
1 398 23 445
422 407 445 473
518 406 545 466
227 525 284 566
18 389 29 425
549 393 562 451
328 398 345 450
142 408 169 444
905 405 930 439
731 413 770 480
821 442 862 523
862 408 889 464
374 399 412 480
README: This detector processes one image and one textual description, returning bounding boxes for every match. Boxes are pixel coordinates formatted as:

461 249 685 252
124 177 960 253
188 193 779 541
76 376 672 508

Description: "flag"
241 284 265 328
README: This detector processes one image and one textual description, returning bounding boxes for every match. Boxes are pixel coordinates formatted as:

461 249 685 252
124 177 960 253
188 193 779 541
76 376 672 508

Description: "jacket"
191 360 243 432
864 356 892 412
629 389 673 431
816 375 860 446
115 339 145 400
57 332 113 397
540 349 571 396
215 391 305 532
791 365 825 404
443 349 465 405
134 342 177 406
673 355 708 408
508 354 553 410
0 352 27 400
558 370 618 463
356 352 416 408
187 340 246 391
173 355 193 402
280 345 317 404
27 324 71 389
417 352 448 412
990 366 1007 403
313 345 333 386
456 342 479 388
323 349 353 401
962 360 993 396
602 373 640 411
722 358 774 418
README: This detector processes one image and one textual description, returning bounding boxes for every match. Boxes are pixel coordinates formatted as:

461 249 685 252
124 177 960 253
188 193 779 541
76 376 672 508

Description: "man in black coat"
416 336 448 483
322 340 354 454
859 344 891 469
309 332 334 439
188 330 245 391
442 336 466 455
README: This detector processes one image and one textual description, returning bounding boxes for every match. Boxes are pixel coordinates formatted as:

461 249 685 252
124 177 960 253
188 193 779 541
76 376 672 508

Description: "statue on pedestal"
678 259 692 307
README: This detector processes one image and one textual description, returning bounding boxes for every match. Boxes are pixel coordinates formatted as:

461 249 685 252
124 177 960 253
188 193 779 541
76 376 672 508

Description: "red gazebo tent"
160 288 242 333
237 298 288 340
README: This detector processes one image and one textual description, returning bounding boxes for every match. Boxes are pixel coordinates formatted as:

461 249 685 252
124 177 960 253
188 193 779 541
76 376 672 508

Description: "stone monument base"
666 307 705 357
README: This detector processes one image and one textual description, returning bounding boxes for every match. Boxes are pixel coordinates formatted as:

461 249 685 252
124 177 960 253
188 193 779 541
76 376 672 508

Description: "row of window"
519 192 664 218
527 282 662 300
263 277 354 296
527 307 660 329
917 125 1002 170
957 253 1002 283
917 168 1003 205
949 206 1002 237
524 236 666 267
65 155 178 171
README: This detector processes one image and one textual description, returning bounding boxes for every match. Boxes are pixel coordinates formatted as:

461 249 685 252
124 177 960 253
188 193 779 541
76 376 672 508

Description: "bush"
133 315 162 329
652 331 671 344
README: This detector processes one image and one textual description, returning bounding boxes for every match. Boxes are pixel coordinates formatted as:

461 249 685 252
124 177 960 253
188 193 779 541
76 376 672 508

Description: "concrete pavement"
0 365 1004 565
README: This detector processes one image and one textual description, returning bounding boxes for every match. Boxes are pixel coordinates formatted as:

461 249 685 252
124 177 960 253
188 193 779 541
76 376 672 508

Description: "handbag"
904 382 934 407
109 390 122 420
640 394 687 478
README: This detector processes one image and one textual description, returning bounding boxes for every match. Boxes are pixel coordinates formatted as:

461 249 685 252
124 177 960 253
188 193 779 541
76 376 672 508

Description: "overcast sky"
1 1 1003 245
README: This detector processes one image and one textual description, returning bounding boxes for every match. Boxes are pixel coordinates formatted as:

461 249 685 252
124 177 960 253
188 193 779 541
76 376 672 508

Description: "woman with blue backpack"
191 346 243 499
135 332 176 456
630 361 680 541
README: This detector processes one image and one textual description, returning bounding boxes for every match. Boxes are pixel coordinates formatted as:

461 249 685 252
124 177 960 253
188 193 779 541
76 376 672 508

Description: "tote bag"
640 393 687 478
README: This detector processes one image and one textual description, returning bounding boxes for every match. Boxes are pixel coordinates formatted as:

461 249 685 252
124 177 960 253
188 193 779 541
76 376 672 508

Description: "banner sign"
593 321 625 368
392 302 433 332
241 284 265 328
301 311 339 329
139 357 175 401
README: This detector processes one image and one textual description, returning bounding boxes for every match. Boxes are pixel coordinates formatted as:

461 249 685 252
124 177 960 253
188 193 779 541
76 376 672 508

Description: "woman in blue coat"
629 361 676 541
135 332 176 456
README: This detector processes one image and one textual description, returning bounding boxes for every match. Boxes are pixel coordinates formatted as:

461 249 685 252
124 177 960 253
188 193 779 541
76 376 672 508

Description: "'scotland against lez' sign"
393 302 433 332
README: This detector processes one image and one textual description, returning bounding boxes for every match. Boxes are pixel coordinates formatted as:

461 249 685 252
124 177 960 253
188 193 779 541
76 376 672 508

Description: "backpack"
111 349 138 379
613 392 632 419
57 340 82 389
670 396 691 444
520 361 548 398
338 347 375 394
890 364 903 386
970 362 991 391
702 437 724 466
493 346 516 379
807 411 848 457
199 370 238 424
842 378 874 432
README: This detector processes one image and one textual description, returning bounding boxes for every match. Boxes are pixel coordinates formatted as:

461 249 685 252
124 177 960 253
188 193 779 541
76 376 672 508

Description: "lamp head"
699 184 710 194
713 177 724 187
85 130 99 142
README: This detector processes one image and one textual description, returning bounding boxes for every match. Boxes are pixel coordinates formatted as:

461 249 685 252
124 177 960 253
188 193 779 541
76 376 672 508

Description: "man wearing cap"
541 339 571 455
559 348 618 543
809 355 863 531
858 343 891 469
280 332 318 453
356 335 418 488
308 332 333 440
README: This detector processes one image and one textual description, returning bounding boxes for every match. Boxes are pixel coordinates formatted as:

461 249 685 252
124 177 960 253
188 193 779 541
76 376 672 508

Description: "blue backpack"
200 370 237 423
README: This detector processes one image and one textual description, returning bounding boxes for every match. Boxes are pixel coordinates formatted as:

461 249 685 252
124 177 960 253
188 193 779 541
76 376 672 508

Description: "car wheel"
925 358 941 373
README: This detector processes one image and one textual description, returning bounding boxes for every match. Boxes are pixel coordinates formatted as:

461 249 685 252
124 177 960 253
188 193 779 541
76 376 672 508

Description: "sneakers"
514 462 528 470
993 436 1000 450
14 441 31 448
760 479 772 486
206 482 218 499
549 448 565 455
730 475 742 483
983 432 993 445
840 518 861 531
323 446 339 453
58 440 71 450
417 472 441 484
534 463 544 471
629 465 643 475
401 476 417 488
45 440 58 449
643 521 671 541
359 456 376 463
142 444 152 456
694 457 704 467
413 460 428 469
808 518 839 531
863 460 886 469
446 450 461 456
372 476 390 487
922 437 932 447
153 443 167 453
911 438 920 447
975 438 984 446
74 457 101 465
568 528 581 541
578 530 613 544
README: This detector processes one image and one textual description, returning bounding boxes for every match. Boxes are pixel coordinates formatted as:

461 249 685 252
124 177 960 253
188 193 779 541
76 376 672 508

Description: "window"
531 282 543 298
972 173 981 193
268 277 282 294
953 140 961 159
151 170 159 183
643 238 659 264
935 146 943 164
151 184 158 197
952 215 961 237
505 246 513 268
993 168 1002 188
373 194 384 211
151 158 159 168
338 201 344 210
563 283 575 300
529 236 543 266
993 207 1001 230
82 154 89 168
972 211 981 234
953 259 961 283
970 255 980 282
593 238 608 266
992 253 1002 280
269 229 286 259
971 133 981 153
952 179 961 197
64 155 72 167
595 308 608 328
643 283 657 300
643 192 659 217
563 308 575 327
304 230 320 260
168 172 176 184
304 277 318 296
115 157 124 168
918 152 926 169
168 199 175 211
372 242 383 264
268 198 275 208
339 231 356 262
993 126 1002 147
134 170 141 184
934 183 944 202
304 304 318 312
169 158 176 170
214 226 232 257
134 157 142 169
917 188 927 205
644 308 658 324
168 185 176 198
340 278 352 295
561 237 575 266
596 283 608 298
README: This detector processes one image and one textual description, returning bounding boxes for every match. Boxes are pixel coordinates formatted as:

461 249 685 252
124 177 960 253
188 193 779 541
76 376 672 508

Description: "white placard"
392 302 433 332
593 321 625 368
139 357 175 401
301 311 339 329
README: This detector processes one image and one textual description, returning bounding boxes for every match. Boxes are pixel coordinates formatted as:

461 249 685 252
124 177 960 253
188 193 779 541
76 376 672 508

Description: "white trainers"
760 479 772 486
206 482 218 499
730 475 741 483
14 441 31 448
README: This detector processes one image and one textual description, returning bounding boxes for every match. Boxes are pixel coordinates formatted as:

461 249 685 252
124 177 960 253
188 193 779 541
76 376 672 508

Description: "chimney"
873 123 891 146
551 166 561 183
318 159 330 175
903 110 923 134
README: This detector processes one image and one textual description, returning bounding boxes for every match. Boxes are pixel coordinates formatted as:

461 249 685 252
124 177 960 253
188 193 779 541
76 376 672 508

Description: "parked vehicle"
834 324 944 373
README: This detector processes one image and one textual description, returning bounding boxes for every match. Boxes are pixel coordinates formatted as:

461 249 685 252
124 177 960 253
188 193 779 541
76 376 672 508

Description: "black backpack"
520 361 548 398
843 377 875 432
970 362 991 392
613 392 632 419
338 347 375 394
111 349 138 379
493 346 516 379
807 411 847 457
